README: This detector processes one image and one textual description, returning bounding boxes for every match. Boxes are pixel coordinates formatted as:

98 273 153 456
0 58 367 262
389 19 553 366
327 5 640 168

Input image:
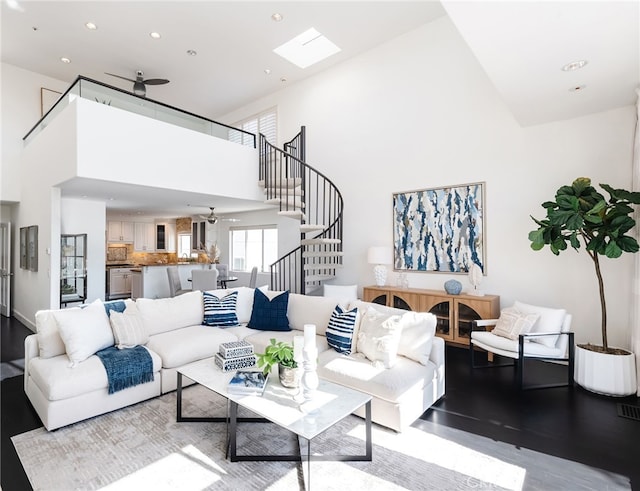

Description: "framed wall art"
393 182 486 274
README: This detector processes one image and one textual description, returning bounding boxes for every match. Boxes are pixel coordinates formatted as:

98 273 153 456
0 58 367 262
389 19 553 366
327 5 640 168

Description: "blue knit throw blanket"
95 346 154 394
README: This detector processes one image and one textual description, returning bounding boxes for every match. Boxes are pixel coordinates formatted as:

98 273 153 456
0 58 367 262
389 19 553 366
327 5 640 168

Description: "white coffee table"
176 358 372 480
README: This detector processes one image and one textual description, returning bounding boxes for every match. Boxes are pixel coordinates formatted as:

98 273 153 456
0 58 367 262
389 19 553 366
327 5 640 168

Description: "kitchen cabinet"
131 270 142 300
107 221 134 243
155 222 176 252
134 222 155 252
60 234 87 306
109 268 133 299
192 220 207 250
362 285 500 347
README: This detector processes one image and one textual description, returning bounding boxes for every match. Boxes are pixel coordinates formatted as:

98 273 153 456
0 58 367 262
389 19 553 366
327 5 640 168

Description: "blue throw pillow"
247 289 290 331
326 305 358 354
103 300 127 317
203 291 239 327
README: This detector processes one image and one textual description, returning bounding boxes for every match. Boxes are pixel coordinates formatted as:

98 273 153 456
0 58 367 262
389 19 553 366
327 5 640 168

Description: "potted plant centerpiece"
529 177 640 396
256 339 299 388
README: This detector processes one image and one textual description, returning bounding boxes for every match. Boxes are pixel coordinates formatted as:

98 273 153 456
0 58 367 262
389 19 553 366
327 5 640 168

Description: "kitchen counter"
131 263 212 299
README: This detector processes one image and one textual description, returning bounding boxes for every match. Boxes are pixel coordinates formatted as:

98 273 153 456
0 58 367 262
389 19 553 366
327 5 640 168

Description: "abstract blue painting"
393 182 485 273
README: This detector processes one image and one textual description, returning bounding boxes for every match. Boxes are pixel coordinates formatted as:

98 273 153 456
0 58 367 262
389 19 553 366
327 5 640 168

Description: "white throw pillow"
110 309 149 349
136 291 203 336
513 301 566 348
356 308 403 369
36 310 67 358
491 307 539 341
396 311 437 365
54 299 114 366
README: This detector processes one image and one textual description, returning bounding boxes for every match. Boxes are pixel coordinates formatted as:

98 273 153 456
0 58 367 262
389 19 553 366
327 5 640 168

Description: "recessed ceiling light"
280 76 287 83
186 49 197 56
271 13 283 22
149 32 161 39
85 22 97 30
60 57 71 64
569 85 586 92
264 68 271 75
273 27 341 69
562 60 588 72
6 0 24 12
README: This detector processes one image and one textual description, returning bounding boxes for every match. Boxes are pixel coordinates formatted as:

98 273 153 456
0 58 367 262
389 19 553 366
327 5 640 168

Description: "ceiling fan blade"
143 78 170 85
105 72 136 83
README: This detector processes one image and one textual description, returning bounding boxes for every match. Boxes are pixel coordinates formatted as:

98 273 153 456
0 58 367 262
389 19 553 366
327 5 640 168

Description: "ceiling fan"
105 70 169 97
200 207 219 225
198 207 241 224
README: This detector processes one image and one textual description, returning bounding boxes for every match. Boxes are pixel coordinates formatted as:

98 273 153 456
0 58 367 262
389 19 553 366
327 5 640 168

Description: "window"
229 107 277 146
230 226 278 272
177 234 191 259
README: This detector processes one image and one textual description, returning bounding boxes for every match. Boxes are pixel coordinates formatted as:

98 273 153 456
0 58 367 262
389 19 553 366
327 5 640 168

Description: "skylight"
273 28 341 69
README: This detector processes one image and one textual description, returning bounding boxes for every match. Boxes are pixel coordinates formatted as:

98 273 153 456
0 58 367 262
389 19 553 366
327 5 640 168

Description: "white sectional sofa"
25 287 445 432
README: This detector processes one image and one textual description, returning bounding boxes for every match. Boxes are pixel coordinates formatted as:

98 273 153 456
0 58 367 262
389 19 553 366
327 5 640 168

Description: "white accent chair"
469 301 574 390
167 266 190 297
191 269 219 291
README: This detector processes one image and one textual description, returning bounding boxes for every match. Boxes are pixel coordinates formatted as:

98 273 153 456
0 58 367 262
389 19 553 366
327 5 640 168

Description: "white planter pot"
574 345 637 397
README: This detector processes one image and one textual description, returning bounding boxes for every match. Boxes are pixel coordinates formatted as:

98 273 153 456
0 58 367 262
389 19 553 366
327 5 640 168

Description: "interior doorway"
0 222 12 317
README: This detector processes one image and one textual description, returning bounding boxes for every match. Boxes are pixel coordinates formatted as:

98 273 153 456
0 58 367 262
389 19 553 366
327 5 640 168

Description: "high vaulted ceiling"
2 1 638 217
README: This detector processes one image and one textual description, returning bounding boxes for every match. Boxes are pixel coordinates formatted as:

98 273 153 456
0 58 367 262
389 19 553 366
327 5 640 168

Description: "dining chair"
167 266 189 297
248 266 258 288
191 269 219 291
216 264 229 279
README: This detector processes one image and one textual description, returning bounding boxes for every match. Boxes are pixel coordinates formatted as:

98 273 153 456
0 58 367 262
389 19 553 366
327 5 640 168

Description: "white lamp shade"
367 246 392 265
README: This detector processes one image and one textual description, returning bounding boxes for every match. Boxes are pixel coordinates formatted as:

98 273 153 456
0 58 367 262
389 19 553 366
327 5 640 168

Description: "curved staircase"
259 127 343 294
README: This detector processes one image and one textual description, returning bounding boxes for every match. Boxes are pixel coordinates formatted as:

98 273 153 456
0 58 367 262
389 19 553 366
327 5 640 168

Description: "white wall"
1 63 68 203
220 16 636 349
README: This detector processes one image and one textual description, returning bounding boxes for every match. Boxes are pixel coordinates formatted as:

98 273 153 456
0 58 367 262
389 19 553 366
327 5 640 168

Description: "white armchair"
469 301 574 390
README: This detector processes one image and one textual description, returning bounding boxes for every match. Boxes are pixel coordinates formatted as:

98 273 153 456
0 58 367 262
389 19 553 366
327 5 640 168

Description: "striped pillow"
326 306 358 354
110 310 149 349
203 291 239 327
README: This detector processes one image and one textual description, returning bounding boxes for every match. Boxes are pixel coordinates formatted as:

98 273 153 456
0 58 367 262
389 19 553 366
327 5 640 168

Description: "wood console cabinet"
362 286 500 347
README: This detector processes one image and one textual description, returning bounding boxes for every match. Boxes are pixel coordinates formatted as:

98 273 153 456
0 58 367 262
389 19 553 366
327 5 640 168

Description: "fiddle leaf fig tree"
529 177 640 353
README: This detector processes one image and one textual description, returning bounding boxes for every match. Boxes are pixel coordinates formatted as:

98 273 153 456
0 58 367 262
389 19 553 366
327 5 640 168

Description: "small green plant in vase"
256 338 298 388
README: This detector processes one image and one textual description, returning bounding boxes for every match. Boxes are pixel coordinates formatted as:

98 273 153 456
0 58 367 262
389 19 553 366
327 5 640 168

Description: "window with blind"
228 107 277 146
230 226 278 272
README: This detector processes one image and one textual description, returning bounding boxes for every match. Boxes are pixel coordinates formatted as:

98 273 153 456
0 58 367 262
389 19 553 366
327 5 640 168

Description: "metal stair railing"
259 128 343 294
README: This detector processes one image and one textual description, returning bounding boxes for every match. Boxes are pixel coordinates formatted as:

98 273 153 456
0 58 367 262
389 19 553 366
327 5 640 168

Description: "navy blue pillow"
326 306 358 354
247 289 290 331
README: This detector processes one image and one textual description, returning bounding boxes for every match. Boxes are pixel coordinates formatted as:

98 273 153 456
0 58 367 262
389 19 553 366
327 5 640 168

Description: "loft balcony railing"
23 76 256 147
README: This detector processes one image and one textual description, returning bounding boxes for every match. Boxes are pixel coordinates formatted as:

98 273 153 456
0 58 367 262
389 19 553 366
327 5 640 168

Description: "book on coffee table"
227 370 269 395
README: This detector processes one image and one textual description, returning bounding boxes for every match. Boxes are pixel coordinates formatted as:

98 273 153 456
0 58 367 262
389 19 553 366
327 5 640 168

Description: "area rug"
0 358 24 381
13 385 631 491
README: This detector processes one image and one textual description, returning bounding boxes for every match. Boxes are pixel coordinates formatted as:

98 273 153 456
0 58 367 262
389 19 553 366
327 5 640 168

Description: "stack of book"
214 341 257 372
227 370 269 395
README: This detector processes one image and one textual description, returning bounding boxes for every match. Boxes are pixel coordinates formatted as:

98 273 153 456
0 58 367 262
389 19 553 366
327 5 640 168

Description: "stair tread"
265 198 305 207
300 224 326 232
305 274 337 282
301 238 341 245
278 210 306 220
303 251 344 257
258 178 302 188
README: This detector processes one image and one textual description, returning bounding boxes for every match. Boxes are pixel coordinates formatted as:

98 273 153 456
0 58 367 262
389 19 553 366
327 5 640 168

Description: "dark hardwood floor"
2 315 640 490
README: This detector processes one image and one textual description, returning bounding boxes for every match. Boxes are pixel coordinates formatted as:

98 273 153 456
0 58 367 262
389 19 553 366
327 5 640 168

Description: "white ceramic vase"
574 345 637 397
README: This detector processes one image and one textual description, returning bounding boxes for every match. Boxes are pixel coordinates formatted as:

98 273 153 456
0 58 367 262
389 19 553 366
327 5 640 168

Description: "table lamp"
367 246 392 286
